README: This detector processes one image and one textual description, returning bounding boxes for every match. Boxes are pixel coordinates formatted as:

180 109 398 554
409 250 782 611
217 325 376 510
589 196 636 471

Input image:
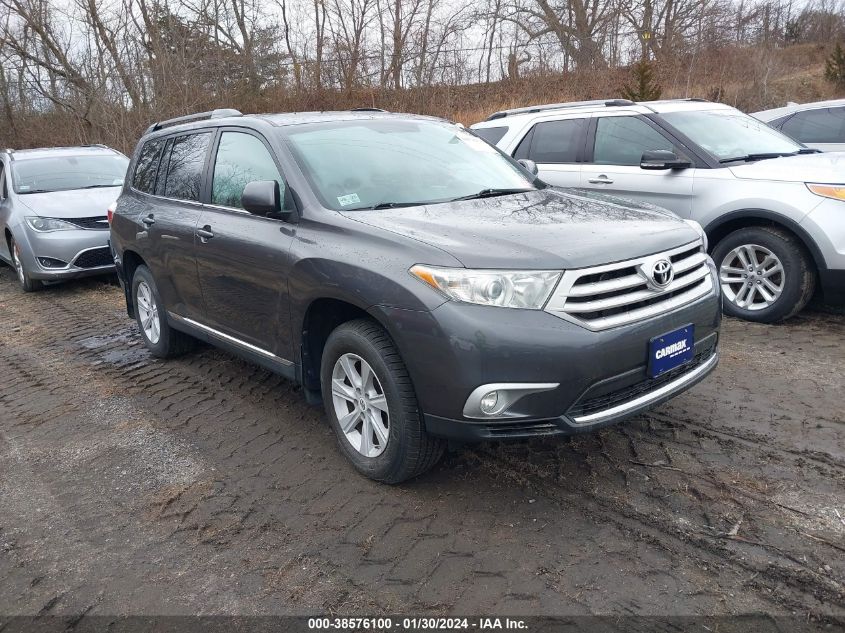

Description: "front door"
194 130 295 361
581 114 696 217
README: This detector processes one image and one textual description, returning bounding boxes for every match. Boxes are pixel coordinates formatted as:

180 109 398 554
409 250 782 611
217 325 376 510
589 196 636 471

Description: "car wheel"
131 265 194 358
9 235 40 292
712 226 815 323
320 319 444 484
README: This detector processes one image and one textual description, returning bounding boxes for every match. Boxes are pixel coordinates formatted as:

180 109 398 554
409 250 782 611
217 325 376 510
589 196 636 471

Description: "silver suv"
0 145 129 291
471 99 845 322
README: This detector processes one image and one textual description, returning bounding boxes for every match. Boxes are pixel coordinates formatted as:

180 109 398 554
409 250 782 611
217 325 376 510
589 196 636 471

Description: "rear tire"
9 235 41 292
712 226 815 323
131 265 194 358
320 319 444 484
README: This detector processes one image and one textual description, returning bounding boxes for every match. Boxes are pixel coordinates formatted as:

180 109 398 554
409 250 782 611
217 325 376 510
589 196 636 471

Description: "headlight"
683 219 708 252
410 264 561 309
806 183 845 202
25 216 77 232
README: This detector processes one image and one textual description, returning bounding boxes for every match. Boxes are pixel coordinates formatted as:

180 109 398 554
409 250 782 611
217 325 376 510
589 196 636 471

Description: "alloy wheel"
331 353 390 458
719 243 785 311
136 280 161 344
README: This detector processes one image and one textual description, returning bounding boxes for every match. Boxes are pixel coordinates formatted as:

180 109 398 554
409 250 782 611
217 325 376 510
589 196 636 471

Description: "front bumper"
801 199 845 304
15 225 115 280
372 274 721 442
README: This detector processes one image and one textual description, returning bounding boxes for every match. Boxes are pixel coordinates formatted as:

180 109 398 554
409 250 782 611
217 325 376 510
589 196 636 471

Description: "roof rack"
145 108 243 135
350 107 388 112
485 99 635 121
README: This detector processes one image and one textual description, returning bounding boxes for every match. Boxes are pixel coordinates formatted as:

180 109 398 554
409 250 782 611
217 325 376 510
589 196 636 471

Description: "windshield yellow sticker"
337 193 361 206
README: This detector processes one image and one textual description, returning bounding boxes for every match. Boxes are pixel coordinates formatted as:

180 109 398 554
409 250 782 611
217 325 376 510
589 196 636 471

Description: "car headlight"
25 216 77 232
410 265 561 309
683 219 708 252
806 183 845 202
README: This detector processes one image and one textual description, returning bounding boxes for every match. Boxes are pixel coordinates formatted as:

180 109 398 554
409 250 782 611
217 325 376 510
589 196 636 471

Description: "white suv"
471 99 845 322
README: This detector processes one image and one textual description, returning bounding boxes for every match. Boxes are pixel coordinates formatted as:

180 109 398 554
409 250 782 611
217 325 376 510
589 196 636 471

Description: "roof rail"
145 108 243 135
350 107 388 112
485 99 635 121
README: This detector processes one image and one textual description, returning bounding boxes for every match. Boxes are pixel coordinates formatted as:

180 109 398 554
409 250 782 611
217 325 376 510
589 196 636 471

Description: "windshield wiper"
719 152 795 163
77 183 122 190
348 201 431 211
450 188 534 202
796 148 822 154
18 189 51 194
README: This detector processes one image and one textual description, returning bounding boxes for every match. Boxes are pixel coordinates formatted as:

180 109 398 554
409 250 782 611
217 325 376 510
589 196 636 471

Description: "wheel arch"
704 209 824 275
297 296 395 397
121 249 147 317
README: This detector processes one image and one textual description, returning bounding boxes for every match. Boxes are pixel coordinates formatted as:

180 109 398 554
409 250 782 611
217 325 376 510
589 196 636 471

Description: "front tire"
131 265 194 358
712 226 815 323
320 319 444 484
9 236 40 292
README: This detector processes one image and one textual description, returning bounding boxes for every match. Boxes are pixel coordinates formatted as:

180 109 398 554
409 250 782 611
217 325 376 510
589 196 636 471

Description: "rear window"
523 119 586 163
472 126 508 145
161 132 212 202
780 107 845 143
132 139 164 194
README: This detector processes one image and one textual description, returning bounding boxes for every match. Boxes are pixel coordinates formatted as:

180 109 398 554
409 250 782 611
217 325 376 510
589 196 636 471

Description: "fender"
704 208 827 274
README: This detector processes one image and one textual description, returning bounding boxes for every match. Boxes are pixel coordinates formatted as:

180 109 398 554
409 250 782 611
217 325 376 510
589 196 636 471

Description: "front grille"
73 247 113 269
567 337 718 418
67 216 109 230
544 240 713 330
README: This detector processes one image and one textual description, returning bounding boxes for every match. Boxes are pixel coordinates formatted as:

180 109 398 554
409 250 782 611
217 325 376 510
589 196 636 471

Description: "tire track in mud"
0 268 843 618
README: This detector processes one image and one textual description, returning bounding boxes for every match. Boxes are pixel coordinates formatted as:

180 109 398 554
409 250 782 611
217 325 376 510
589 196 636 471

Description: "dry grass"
2 43 844 153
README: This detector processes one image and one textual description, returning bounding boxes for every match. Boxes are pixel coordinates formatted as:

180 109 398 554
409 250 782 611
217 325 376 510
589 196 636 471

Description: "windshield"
12 154 129 194
661 109 803 162
283 119 536 210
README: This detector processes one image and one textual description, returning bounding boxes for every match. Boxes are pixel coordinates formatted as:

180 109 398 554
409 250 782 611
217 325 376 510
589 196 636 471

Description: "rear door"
194 129 296 361
140 131 212 319
581 113 696 216
512 115 588 187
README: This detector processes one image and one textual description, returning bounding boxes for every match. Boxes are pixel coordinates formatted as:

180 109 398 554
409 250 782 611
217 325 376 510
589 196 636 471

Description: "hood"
16 186 121 219
729 152 845 183
341 188 700 269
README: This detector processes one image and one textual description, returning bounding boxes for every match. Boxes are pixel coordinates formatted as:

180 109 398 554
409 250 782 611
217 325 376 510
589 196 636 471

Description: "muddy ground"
0 265 843 622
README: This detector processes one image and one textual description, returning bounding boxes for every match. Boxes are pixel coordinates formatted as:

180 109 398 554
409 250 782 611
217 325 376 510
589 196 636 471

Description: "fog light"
480 391 500 414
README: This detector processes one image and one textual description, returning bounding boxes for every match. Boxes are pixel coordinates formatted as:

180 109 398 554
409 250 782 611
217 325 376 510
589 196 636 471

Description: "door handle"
141 215 155 226
588 176 613 184
196 226 214 241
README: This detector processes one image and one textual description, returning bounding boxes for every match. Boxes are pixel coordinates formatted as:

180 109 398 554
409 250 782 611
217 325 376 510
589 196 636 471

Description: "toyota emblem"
651 259 674 288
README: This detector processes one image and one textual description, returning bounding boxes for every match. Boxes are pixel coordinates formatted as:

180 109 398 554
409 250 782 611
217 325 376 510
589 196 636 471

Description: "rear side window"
162 132 212 201
211 132 284 210
0 161 6 199
522 119 586 163
473 126 508 145
132 139 164 193
780 107 845 143
593 116 674 166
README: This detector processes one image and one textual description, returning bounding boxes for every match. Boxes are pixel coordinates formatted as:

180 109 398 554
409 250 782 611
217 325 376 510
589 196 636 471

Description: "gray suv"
0 145 129 290
111 109 721 483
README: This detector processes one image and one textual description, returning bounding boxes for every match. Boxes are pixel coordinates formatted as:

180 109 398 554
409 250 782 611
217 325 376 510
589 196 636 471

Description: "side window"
211 132 284 210
0 161 6 199
163 132 212 202
527 119 587 163
781 108 845 143
472 126 508 145
593 116 675 166
132 139 164 194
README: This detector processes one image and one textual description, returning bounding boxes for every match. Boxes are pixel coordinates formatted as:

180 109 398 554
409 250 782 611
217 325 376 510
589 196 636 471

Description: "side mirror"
518 159 539 175
242 180 295 220
640 150 691 170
